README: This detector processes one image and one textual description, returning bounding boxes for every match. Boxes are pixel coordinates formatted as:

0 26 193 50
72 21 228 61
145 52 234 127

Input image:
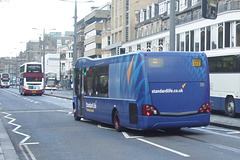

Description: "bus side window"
85 67 97 97
99 75 108 97
98 66 109 98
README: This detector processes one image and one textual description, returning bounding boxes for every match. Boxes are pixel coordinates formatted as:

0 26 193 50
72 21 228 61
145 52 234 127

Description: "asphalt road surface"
1 88 240 160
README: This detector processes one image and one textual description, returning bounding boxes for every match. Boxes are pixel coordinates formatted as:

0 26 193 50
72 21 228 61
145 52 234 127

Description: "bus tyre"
73 108 80 121
113 111 122 132
225 97 236 117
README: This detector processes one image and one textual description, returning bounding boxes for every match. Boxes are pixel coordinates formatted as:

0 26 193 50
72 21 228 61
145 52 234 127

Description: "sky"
0 0 111 58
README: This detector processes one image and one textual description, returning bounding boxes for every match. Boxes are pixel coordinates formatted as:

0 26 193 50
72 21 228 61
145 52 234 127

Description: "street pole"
43 29 46 88
73 0 77 67
169 0 175 51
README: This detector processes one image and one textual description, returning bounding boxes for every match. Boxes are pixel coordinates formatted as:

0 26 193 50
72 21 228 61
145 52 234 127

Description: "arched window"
218 23 223 48
236 21 240 46
201 28 205 51
185 32 189 51
211 24 217 49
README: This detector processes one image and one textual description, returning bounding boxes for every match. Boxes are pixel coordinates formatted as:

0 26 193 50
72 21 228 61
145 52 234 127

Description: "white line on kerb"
137 138 190 158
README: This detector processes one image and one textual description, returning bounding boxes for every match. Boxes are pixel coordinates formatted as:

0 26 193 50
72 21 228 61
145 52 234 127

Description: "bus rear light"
142 105 160 116
199 103 210 113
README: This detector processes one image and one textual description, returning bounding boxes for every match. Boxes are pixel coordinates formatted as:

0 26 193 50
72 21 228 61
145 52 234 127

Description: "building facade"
107 0 159 56
121 0 240 57
83 3 111 58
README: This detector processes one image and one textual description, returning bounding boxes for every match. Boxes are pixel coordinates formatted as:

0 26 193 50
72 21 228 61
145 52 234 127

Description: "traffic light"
202 0 218 19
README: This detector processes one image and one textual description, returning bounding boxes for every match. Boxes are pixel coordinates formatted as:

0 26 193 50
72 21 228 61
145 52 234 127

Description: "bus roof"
75 52 206 68
20 62 42 66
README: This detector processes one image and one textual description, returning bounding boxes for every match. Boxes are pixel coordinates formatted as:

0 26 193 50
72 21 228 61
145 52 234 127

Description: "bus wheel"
113 111 122 132
225 96 236 117
73 107 80 121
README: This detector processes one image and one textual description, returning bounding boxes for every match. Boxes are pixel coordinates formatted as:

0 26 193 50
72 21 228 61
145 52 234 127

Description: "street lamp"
60 0 94 66
169 0 175 51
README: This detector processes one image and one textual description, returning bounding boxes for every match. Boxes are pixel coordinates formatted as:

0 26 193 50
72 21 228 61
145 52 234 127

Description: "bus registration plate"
32 91 37 93
192 59 202 67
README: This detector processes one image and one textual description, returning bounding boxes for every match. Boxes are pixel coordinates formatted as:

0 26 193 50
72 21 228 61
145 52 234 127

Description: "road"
1 88 240 160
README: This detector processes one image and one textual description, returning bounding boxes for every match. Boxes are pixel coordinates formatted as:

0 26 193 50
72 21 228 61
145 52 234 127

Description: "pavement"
0 88 240 160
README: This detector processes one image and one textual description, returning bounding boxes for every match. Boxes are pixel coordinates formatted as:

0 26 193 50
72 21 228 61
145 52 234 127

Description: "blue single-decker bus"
73 52 210 131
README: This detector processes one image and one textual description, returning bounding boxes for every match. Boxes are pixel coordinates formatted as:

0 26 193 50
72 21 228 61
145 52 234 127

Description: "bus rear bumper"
0 85 10 88
137 114 210 130
24 89 44 95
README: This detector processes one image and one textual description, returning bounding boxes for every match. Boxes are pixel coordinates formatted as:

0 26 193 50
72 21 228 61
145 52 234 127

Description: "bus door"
77 68 85 117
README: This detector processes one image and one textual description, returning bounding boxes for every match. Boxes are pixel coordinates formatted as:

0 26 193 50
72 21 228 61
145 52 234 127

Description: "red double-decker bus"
0 73 10 88
19 62 44 96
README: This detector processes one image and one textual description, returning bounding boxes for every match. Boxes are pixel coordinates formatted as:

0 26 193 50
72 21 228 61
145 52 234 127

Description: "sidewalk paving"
0 119 19 160
0 88 239 160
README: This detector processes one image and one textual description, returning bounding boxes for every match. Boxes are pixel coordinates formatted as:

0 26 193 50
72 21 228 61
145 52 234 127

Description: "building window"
201 28 205 51
211 24 217 49
185 32 189 51
146 26 149 36
177 34 180 51
194 29 199 52
206 26 211 50
126 12 129 26
151 23 154 34
180 33 184 51
108 36 111 46
157 21 160 32
231 22 235 47
190 30 194 51
96 43 102 49
129 46 132 53
111 34 114 44
192 0 198 6
225 22 230 48
218 23 224 49
159 1 167 14
179 0 188 12
158 39 164 51
137 44 141 51
236 21 240 46
147 42 151 51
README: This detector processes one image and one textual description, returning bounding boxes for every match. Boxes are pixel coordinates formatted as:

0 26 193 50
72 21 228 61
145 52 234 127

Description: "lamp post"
60 0 94 67
169 0 176 51
73 0 77 66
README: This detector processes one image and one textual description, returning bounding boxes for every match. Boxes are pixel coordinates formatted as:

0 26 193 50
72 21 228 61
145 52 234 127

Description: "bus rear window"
148 58 164 68
26 77 42 82
27 64 42 73
2 74 9 78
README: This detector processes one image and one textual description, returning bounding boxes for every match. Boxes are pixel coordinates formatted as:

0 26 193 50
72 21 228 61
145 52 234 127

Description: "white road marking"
2 89 41 104
122 132 143 139
199 127 240 135
121 132 190 157
227 131 240 135
137 138 190 158
97 124 115 131
192 127 240 140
